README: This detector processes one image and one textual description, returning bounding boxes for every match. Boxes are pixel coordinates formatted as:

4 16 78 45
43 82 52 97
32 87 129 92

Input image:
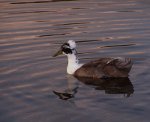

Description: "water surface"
0 0 150 122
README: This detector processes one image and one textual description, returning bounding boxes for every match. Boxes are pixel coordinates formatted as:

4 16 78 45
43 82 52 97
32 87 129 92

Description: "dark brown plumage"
74 57 133 78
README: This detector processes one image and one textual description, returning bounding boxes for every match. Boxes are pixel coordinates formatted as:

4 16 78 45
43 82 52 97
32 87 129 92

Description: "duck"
53 40 133 79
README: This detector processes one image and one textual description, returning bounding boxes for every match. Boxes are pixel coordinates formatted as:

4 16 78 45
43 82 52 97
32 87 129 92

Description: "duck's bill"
53 49 63 57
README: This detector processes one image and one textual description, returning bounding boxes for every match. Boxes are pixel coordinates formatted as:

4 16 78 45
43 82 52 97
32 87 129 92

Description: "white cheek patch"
68 40 76 49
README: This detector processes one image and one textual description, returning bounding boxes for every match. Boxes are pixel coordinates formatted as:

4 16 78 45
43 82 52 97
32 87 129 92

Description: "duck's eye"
62 43 70 48
62 48 72 54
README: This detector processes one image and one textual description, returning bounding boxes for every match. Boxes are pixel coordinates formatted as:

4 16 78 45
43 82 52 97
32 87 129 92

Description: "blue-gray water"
0 0 150 122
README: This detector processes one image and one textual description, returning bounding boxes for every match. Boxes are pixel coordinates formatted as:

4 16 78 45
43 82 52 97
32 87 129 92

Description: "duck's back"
74 57 133 78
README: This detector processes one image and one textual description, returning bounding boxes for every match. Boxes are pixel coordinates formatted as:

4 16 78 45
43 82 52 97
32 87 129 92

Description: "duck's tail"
114 57 133 72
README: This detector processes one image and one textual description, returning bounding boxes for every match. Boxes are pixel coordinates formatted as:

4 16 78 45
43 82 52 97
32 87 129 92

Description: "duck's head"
53 40 77 57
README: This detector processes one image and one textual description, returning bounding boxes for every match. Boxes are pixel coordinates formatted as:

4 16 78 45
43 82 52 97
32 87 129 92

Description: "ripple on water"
1 0 150 122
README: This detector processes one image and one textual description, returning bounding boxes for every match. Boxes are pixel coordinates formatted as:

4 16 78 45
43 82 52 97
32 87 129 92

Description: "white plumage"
68 40 76 49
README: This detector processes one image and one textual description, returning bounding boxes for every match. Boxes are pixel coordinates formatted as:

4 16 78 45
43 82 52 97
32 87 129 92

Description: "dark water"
0 0 150 122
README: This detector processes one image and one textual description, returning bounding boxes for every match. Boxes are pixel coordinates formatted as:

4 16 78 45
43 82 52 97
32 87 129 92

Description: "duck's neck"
67 53 82 75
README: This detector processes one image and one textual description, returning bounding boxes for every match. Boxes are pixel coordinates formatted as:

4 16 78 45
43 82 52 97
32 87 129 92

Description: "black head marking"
61 43 72 54
62 48 72 54
63 43 70 47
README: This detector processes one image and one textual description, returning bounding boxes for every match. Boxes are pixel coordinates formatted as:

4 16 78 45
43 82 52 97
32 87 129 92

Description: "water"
0 0 150 122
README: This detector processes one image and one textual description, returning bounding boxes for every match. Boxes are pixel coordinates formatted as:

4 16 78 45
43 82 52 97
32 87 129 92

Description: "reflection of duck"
76 76 134 97
53 91 74 100
53 76 134 100
53 40 133 78
53 75 79 100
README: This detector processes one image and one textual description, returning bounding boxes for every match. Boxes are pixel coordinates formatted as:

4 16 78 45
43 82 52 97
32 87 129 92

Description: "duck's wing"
106 57 133 70
74 58 112 78
102 57 133 77
74 57 133 78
